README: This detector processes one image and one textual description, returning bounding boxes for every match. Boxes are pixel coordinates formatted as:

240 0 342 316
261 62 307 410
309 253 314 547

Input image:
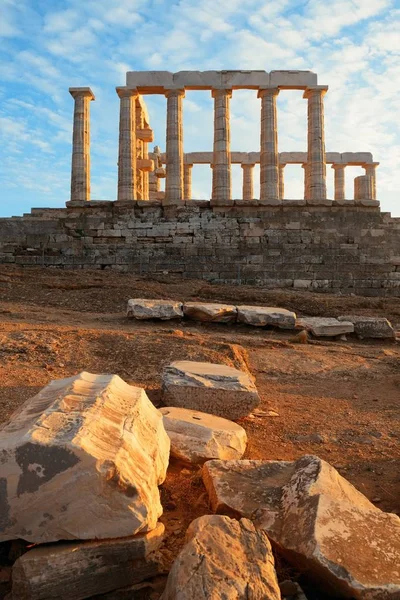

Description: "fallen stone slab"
183 301 237 323
161 515 281 600
127 298 183 320
296 317 354 337
160 407 247 464
12 522 166 600
338 315 396 339
162 361 260 420
237 306 296 329
203 456 400 599
0 371 170 543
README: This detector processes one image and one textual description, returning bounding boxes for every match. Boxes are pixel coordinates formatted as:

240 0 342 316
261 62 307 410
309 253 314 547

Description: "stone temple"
0 70 399 296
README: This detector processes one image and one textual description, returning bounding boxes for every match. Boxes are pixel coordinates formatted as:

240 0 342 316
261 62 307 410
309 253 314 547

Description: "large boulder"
338 315 396 339
203 456 400 599
237 306 296 329
296 317 354 337
183 301 237 323
0 372 170 543
127 298 183 320
160 406 247 464
161 515 282 600
12 522 166 600
162 361 260 420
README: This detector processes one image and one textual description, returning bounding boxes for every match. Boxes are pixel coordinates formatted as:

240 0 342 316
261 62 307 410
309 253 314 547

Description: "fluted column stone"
332 164 346 201
241 164 255 200
212 89 232 201
304 86 328 201
69 87 95 202
354 175 374 202
363 162 378 200
258 87 280 202
278 163 285 200
184 163 193 199
165 89 185 204
116 87 138 202
301 163 309 200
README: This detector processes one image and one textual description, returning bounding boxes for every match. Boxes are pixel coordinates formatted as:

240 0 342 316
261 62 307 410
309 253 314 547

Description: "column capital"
278 162 286 168
303 85 328 99
331 163 346 170
164 88 185 98
362 162 379 168
301 163 308 169
116 86 139 99
257 86 279 98
241 163 255 169
211 88 232 99
69 87 95 101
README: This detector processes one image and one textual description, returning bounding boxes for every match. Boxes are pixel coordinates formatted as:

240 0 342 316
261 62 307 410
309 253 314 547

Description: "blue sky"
1 0 400 217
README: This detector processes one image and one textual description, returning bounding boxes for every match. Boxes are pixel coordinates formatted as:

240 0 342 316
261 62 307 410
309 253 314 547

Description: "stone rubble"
183 301 237 323
338 315 396 339
160 406 247 464
296 316 354 336
127 298 183 320
237 305 296 328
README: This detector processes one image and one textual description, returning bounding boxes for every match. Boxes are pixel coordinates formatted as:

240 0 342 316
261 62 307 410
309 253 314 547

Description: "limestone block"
296 317 354 336
183 301 237 323
237 306 296 329
126 298 183 320
162 361 260 420
161 515 281 600
126 71 173 91
136 128 154 143
203 456 400 599
173 70 222 89
279 152 307 164
338 315 395 339
325 152 342 163
221 70 270 88
160 407 247 464
342 152 373 164
137 159 154 172
270 70 318 88
0 372 170 543
12 522 165 600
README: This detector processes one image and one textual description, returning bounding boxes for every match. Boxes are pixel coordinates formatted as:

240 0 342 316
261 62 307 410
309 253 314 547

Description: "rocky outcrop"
162 360 260 420
12 522 166 600
160 406 247 464
0 371 170 543
161 515 281 600
296 317 354 336
237 306 296 329
127 299 183 319
183 301 237 323
338 315 396 339
203 455 400 599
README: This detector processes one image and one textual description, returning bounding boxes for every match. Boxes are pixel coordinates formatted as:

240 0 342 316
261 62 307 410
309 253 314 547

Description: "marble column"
241 164 254 200
212 88 232 201
184 163 193 199
354 175 374 201
301 163 309 200
363 163 378 200
258 87 280 202
303 86 328 201
278 163 285 200
69 87 95 202
116 87 138 202
165 89 185 204
135 100 144 200
332 164 346 201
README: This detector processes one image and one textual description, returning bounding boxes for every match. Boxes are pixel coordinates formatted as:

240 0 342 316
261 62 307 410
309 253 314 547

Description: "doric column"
354 175 374 201
303 86 328 201
184 163 193 199
116 87 138 202
331 164 346 201
258 87 280 202
212 88 232 201
363 162 379 200
241 164 255 200
278 163 285 200
69 87 95 201
301 163 309 200
165 88 185 204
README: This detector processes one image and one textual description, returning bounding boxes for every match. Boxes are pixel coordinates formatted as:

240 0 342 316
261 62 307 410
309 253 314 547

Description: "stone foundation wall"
1 200 400 296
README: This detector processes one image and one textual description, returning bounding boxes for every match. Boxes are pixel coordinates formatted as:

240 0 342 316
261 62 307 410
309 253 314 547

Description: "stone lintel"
69 87 95 100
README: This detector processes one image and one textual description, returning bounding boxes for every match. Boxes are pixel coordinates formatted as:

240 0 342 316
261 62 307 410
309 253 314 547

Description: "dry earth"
0 265 399 599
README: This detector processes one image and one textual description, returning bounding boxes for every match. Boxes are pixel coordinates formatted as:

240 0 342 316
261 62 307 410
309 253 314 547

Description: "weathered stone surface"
12 523 166 600
127 298 183 320
160 407 247 464
237 306 296 329
0 372 170 543
203 456 400 599
338 315 395 339
161 515 281 600
296 317 354 336
162 361 260 420
183 301 237 323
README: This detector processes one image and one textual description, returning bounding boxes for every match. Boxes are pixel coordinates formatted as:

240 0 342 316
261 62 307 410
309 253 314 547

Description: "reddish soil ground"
0 265 399 598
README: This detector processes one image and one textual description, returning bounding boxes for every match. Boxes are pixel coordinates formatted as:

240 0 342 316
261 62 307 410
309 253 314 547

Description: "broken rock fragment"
237 306 296 329
127 298 183 320
183 301 237 323
296 317 354 337
338 315 395 339
160 406 247 464
162 360 260 420
0 371 170 543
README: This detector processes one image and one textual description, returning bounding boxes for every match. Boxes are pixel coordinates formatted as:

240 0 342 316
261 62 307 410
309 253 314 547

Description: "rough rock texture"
161 515 282 600
296 317 354 336
0 371 170 543
160 407 247 464
12 522 166 600
162 361 260 420
237 306 296 329
127 298 183 320
203 456 400 599
183 302 237 323
338 315 396 339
